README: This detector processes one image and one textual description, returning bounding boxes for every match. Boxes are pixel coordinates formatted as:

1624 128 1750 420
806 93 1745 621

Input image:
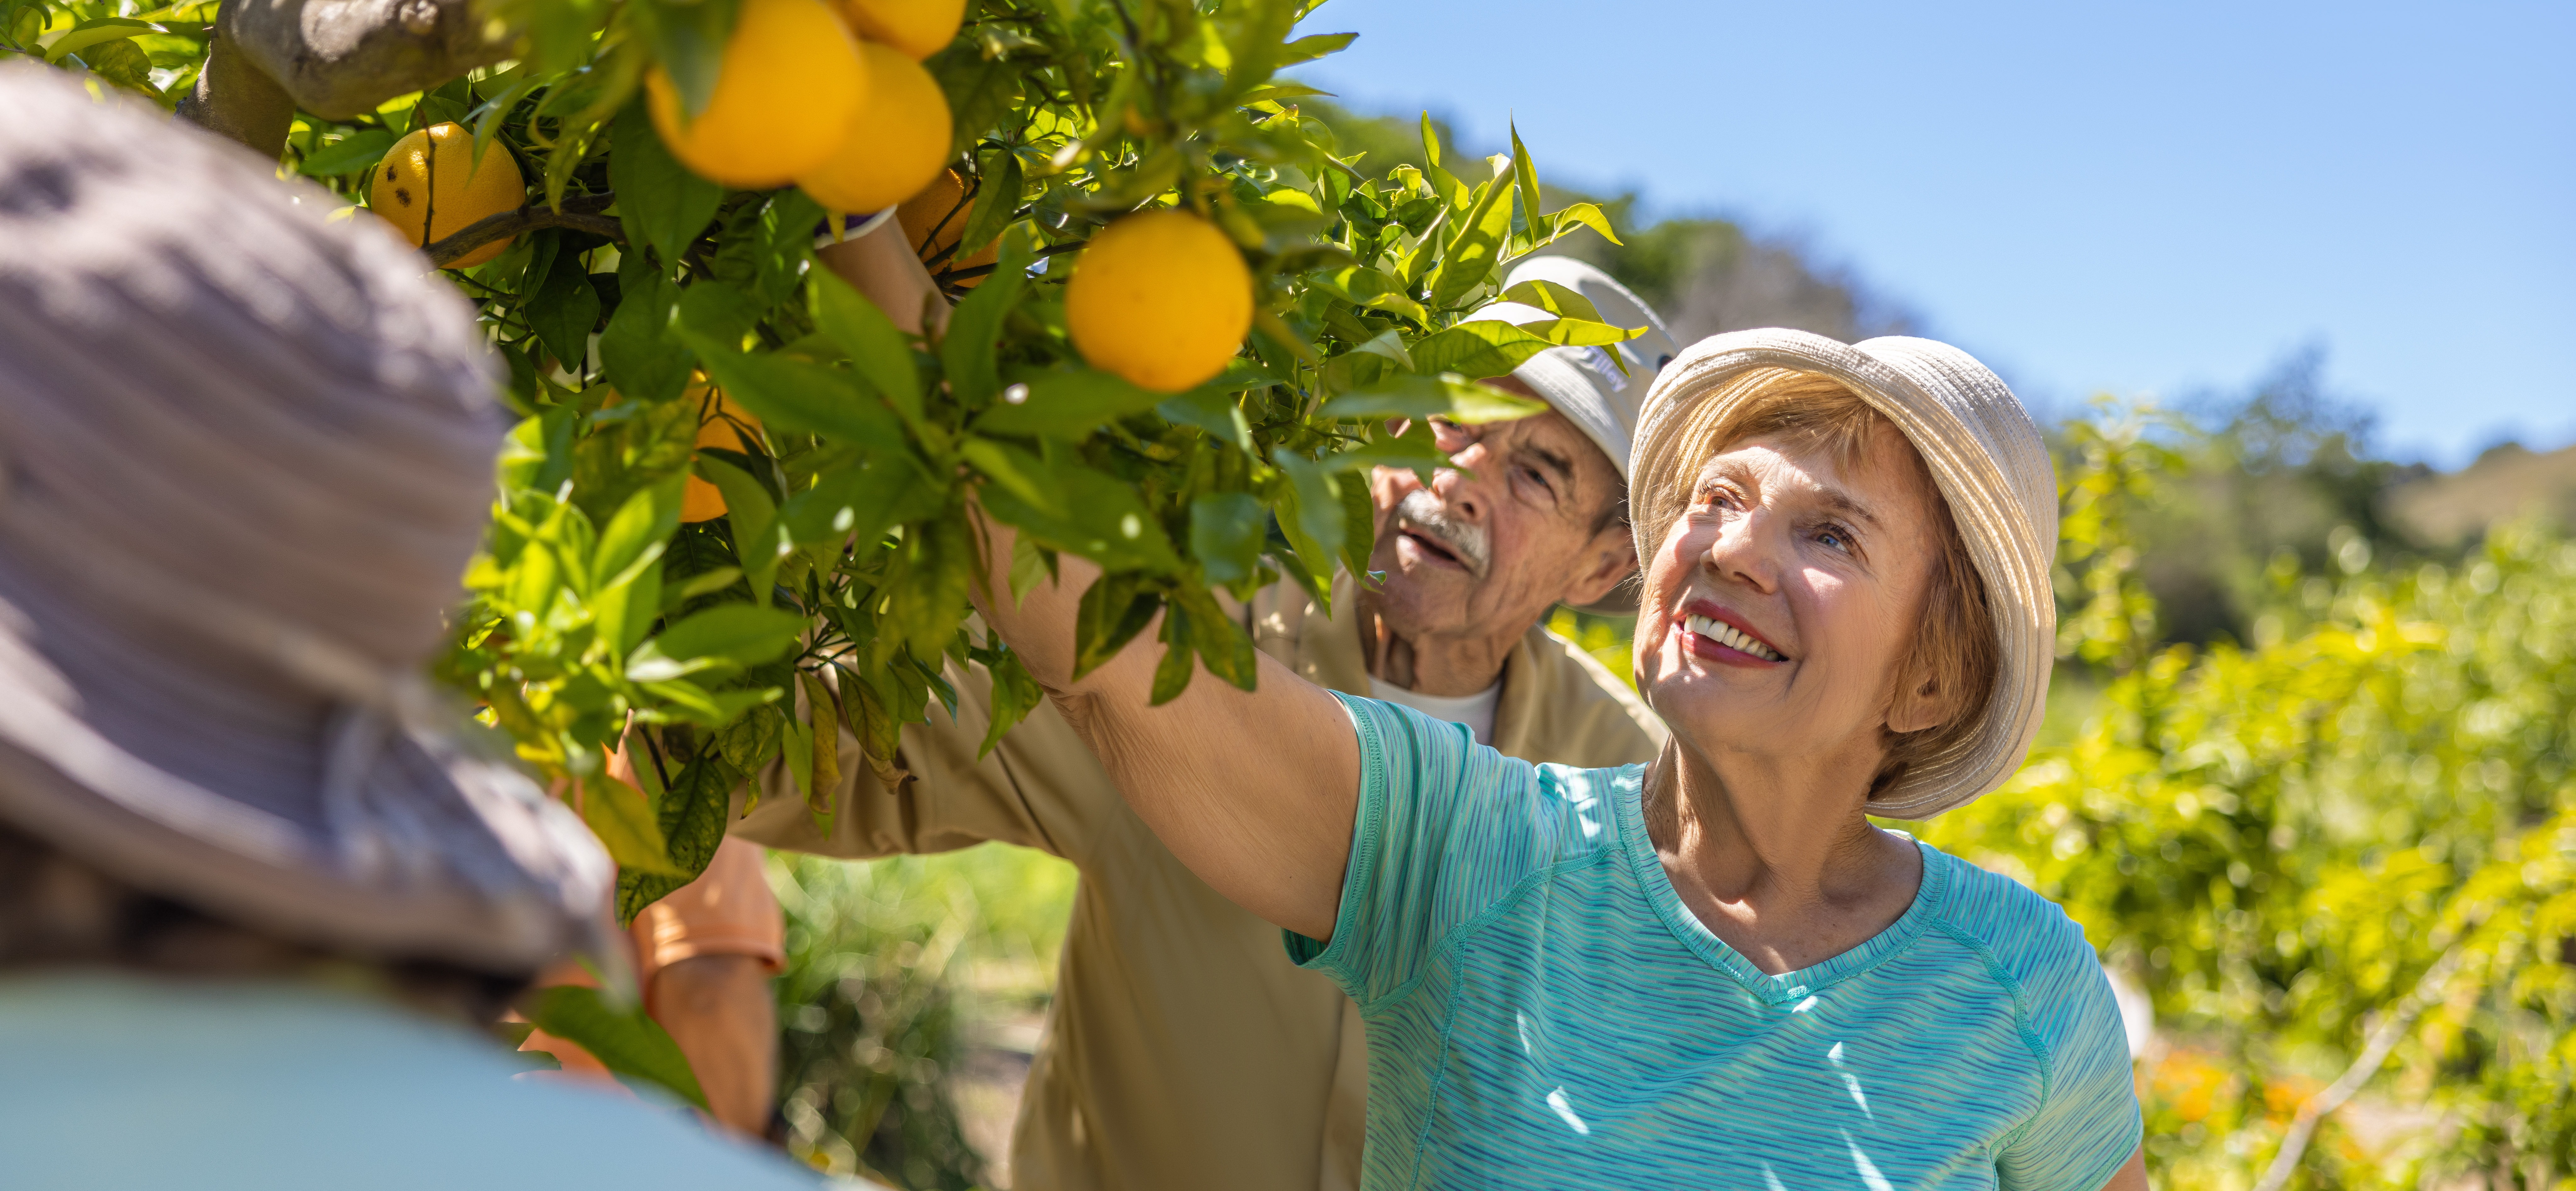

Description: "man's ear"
1557 532 1638 609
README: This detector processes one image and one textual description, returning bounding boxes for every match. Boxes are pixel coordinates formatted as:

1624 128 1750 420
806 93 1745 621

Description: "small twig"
938 238 1085 283
2251 943 2469 1191
424 192 623 268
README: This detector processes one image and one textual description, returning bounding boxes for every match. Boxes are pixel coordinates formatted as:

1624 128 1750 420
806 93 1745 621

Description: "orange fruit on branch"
1064 209 1252 393
646 0 866 189
368 123 525 269
682 385 765 524
795 40 953 217
835 0 965 59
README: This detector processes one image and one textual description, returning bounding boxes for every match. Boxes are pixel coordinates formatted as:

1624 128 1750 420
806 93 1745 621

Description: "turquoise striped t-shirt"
1289 695 2143 1190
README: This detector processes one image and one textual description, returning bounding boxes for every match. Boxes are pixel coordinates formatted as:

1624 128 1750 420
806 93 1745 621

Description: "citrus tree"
12 0 1633 917
1924 423 2576 1191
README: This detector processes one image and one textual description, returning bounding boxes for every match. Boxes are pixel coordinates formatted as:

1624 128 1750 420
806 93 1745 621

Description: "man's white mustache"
1394 490 1491 576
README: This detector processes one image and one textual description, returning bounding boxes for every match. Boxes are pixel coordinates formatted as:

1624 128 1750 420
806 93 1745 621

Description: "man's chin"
1359 562 1472 627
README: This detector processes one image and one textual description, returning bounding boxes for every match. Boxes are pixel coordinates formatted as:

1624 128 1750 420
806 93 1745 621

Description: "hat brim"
0 601 613 973
1628 329 2059 818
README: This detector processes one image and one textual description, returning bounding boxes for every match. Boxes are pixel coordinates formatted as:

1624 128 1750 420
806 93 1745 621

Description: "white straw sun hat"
0 65 612 973
1629 329 2060 819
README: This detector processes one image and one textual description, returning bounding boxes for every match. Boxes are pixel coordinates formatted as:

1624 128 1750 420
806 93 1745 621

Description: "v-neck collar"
1609 771 1947 1005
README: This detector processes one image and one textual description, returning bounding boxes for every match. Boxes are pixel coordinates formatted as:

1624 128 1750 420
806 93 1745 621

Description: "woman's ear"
1885 667 1958 736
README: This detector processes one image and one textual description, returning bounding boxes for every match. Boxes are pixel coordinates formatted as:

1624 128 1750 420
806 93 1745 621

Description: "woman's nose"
1700 508 1782 593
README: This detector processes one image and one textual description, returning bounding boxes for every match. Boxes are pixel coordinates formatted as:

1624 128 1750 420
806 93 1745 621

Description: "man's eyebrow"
1521 442 1576 481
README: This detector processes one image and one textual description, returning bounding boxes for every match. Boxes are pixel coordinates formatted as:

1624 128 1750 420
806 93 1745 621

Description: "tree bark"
177 0 513 158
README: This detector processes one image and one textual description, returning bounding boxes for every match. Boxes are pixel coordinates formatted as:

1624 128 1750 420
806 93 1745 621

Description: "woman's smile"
1676 600 1789 666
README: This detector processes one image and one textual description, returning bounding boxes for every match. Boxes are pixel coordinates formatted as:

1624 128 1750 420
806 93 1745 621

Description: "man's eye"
1818 525 1852 552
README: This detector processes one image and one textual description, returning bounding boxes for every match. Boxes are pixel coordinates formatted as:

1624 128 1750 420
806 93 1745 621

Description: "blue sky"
1293 0 2575 467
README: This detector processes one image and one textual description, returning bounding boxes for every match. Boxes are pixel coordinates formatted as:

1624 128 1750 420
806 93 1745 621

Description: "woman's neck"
1642 739 1924 976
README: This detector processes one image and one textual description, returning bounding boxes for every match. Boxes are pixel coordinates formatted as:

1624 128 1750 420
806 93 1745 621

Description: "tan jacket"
733 574 1663 1191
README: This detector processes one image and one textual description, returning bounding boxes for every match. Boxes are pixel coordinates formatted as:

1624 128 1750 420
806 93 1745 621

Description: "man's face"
1362 379 1637 646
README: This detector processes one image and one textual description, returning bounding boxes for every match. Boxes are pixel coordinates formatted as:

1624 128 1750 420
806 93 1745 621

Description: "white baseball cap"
1459 255 1678 482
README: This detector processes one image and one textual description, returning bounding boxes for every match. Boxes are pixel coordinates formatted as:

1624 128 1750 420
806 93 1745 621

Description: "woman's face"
1636 424 1947 780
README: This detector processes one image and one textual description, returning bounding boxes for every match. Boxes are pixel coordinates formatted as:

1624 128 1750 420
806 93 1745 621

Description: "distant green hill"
2384 441 2576 547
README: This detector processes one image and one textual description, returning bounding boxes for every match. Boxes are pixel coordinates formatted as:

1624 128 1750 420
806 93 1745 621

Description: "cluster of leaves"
1924 424 2576 1190
210 0 1644 921
0 1 213 100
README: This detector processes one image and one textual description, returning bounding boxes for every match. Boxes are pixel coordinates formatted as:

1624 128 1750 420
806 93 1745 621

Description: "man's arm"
648 954 776 1137
969 514 1359 940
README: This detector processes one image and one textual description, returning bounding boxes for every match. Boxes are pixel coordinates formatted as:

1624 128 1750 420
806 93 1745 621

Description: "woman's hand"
965 504 1360 941
816 214 948 337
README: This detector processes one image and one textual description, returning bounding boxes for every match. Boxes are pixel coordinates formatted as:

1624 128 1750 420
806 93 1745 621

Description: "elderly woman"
973 328 2144 1189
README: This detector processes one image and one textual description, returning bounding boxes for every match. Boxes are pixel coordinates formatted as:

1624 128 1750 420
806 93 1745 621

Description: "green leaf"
641 0 739 121
1407 319 1556 379
599 253 691 403
1308 265 1430 325
1149 599 1197 706
696 455 782 597
528 248 603 372
939 227 1032 408
649 603 804 667
976 644 1044 759
1272 449 1346 565
1156 388 1255 454
1510 120 1544 245
1175 583 1258 691
1498 278 1606 324
1190 492 1265 586
976 456 1180 572
1071 571 1158 680
522 985 707 1110
1318 372 1548 425
581 775 685 875
954 149 1021 271
1425 172 1518 310
592 477 684 592
780 452 941 556
1547 201 1620 247
676 330 905 449
809 269 922 421
675 280 761 350
610 96 723 267
1276 30 1356 67
975 367 1166 438
298 129 399 178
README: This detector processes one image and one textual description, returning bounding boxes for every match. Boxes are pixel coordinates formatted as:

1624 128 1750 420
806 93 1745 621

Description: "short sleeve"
1996 951 2143 1191
631 836 786 984
1286 694 1572 1009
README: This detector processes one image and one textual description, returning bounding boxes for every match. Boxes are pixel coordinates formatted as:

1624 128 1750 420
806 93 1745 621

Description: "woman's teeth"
1685 613 1785 662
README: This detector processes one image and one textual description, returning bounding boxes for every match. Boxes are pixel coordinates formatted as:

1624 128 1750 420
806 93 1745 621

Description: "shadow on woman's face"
1634 423 1946 786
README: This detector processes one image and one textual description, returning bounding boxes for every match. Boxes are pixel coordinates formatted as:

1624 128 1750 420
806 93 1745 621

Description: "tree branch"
2250 943 2468 1191
423 193 623 269
175 25 298 157
222 0 512 120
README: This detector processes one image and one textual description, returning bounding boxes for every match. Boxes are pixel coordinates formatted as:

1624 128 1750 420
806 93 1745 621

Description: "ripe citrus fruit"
795 41 952 216
682 385 765 523
897 169 999 286
647 0 865 189
835 0 963 59
1064 209 1252 393
368 123 525 269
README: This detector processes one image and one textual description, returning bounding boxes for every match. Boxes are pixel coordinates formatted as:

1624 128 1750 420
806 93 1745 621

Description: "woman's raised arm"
967 510 1358 940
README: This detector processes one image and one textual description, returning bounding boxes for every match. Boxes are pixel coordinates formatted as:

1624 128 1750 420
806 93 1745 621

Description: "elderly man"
726 226 1675 1190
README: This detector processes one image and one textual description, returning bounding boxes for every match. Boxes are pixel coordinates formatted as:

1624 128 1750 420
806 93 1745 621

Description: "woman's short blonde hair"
1636 368 2000 800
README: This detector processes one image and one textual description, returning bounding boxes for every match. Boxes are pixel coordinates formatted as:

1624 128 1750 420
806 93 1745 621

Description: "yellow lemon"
368 123 525 269
836 0 964 59
647 0 865 189
896 169 999 286
1064 209 1252 393
795 41 952 216
681 385 765 523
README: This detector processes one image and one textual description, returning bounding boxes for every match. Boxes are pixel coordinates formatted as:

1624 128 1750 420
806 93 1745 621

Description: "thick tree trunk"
176 0 512 157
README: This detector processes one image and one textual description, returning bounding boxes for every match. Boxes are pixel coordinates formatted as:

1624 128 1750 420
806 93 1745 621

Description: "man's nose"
1428 456 1487 524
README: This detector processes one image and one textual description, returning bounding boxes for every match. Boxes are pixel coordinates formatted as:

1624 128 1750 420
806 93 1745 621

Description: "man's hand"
817 219 948 337
649 955 778 1139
